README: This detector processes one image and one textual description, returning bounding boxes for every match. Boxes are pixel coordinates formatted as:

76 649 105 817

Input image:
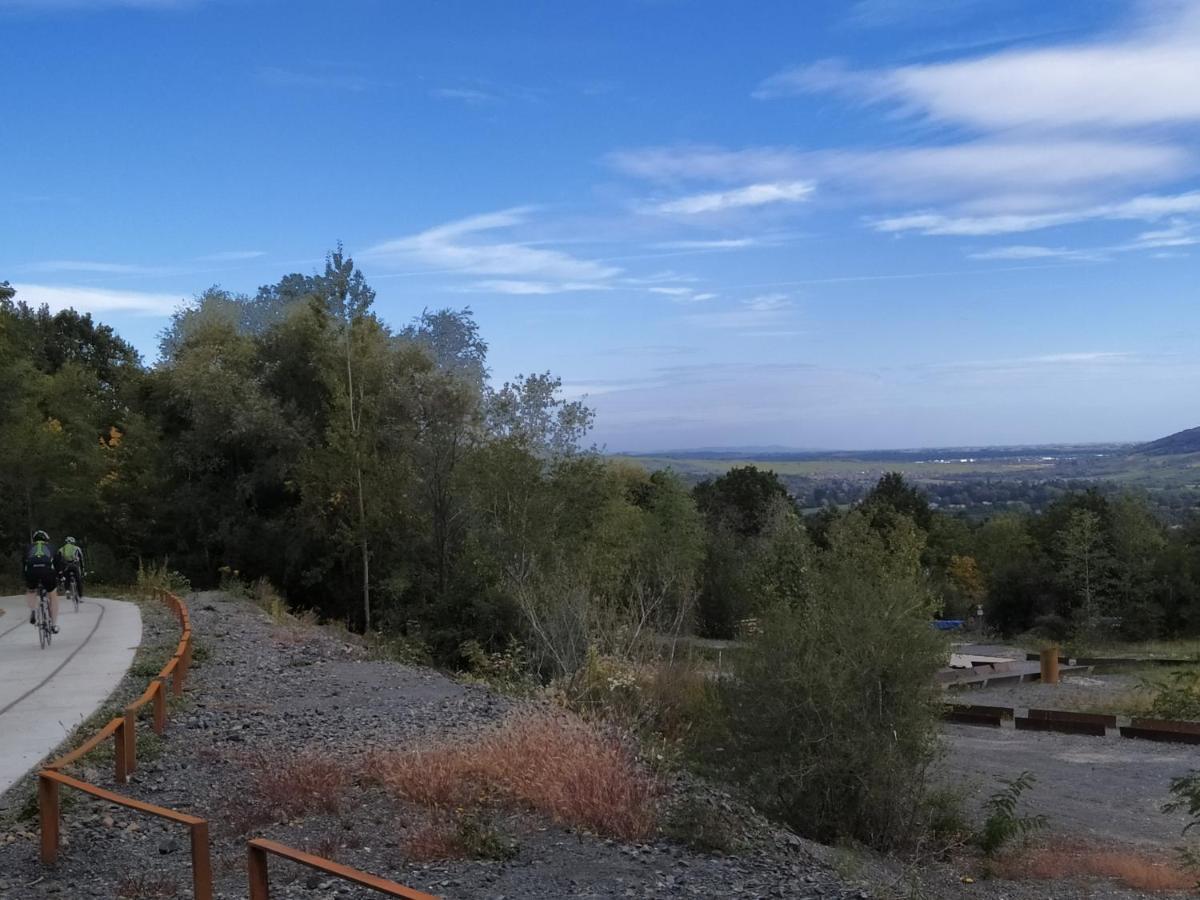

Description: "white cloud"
651 238 759 250
432 87 493 104
649 181 815 215
968 245 1082 260
0 0 195 8
875 189 1200 236
24 259 174 275
463 280 609 295
608 145 807 184
12 283 180 316
759 2 1200 132
363 208 621 283
197 250 265 262
685 294 796 330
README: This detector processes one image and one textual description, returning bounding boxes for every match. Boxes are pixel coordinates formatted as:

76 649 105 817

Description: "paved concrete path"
0 594 141 797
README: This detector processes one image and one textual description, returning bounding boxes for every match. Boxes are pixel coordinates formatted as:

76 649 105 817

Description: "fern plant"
976 771 1048 856
1163 770 1200 877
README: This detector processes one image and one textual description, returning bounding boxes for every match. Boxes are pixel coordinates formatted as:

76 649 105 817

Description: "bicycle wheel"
71 577 80 613
37 601 49 650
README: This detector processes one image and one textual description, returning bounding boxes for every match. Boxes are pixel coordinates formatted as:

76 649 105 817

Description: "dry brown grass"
228 748 350 832
364 708 658 841
1002 841 1194 892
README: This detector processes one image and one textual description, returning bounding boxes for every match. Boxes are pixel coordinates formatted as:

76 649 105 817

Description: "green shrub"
724 512 948 850
1150 669 1200 721
1164 770 1200 876
976 771 1047 856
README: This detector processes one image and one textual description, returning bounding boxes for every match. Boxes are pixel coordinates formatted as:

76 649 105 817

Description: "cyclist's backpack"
28 540 53 565
61 543 81 563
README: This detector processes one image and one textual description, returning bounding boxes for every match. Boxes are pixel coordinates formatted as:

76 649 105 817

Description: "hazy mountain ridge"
1134 426 1200 457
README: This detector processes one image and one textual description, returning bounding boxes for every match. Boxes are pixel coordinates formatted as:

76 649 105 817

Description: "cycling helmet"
65 536 77 544
33 530 49 542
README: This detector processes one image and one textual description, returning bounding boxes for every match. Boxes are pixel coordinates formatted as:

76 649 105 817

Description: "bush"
724 512 947 850
1031 613 1071 643
976 771 1047 856
1150 669 1200 721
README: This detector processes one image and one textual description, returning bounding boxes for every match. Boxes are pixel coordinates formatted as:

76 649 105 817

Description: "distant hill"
1134 426 1200 456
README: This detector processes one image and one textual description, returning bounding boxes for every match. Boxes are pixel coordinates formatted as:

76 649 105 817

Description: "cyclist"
56 536 86 602
25 529 59 633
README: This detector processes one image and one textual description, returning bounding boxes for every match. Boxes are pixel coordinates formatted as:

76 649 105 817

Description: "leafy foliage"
976 771 1048 856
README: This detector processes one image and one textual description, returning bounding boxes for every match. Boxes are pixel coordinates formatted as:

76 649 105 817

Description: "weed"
1149 669 1200 721
976 771 1047 856
460 638 537 695
135 560 191 600
660 796 744 854
229 749 350 832
405 810 517 861
116 874 180 898
365 708 659 841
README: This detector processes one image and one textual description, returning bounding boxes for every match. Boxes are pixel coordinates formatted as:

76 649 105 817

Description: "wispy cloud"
23 259 175 275
0 0 197 9
362 208 621 293
876 189 1200 236
684 293 797 331
258 66 376 92
461 279 610 295
12 283 181 316
648 181 815 216
196 250 265 262
758 3 1200 132
431 87 494 104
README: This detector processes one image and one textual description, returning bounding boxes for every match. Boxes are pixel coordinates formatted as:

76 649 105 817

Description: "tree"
1059 509 1113 637
861 472 932 532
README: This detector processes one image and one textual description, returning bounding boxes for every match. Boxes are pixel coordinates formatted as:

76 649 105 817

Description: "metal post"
191 820 214 900
153 678 167 734
114 720 129 784
124 707 137 775
1040 645 1060 685
247 842 271 900
38 774 60 865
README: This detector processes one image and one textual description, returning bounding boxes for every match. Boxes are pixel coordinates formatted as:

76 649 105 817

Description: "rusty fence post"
172 654 185 697
38 773 60 865
190 820 214 900
124 707 137 775
153 678 167 734
114 719 129 784
247 841 271 900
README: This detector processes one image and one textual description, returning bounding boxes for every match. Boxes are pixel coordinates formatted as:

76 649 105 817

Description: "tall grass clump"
724 512 948 850
364 708 658 841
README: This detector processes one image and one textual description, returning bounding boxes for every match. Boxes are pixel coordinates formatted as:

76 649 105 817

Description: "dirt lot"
938 721 1194 846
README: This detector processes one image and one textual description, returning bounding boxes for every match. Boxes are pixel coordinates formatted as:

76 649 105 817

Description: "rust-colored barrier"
39 589 209 896
40 769 212 900
247 838 438 900
1027 708 1116 728
946 703 1014 718
942 707 1004 727
1120 717 1200 745
1015 715 1106 737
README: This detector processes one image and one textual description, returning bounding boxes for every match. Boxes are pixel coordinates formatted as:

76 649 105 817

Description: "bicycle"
62 569 81 613
33 585 53 649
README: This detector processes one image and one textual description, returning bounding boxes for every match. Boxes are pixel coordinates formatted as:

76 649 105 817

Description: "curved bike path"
0 594 141 798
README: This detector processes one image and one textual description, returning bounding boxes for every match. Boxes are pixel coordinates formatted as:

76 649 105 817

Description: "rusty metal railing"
37 587 440 900
40 769 213 900
248 838 438 900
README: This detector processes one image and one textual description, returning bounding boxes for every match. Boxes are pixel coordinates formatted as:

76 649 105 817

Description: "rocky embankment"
0 591 870 899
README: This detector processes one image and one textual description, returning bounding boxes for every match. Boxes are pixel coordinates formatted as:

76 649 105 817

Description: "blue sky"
3 0 1198 451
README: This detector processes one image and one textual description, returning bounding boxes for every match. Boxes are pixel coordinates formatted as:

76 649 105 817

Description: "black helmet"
33 529 49 542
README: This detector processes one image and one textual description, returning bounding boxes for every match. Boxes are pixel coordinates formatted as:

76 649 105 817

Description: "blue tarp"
932 620 964 631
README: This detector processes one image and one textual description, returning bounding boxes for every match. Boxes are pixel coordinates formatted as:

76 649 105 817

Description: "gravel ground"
0 595 1192 899
0 592 868 899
